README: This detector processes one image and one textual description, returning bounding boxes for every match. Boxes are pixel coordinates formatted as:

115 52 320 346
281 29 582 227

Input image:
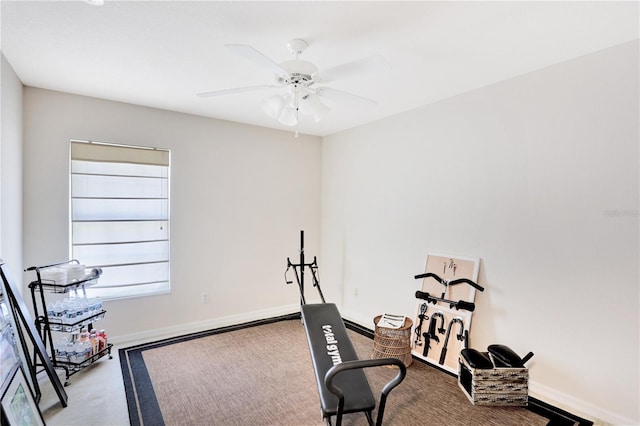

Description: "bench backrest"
301 303 376 416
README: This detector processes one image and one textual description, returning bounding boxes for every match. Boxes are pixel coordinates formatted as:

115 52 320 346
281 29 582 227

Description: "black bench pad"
301 303 376 417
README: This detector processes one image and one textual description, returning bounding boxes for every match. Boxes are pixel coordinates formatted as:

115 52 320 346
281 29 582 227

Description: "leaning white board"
411 253 481 374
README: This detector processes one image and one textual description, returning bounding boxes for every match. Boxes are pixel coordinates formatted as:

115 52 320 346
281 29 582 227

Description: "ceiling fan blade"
315 55 390 83
225 44 289 77
197 85 277 98
316 87 377 109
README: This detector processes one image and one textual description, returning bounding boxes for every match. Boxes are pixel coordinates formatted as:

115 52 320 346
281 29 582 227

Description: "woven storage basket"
371 315 413 367
458 355 529 406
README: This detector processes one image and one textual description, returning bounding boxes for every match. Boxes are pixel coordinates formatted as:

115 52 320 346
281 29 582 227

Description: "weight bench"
301 303 406 426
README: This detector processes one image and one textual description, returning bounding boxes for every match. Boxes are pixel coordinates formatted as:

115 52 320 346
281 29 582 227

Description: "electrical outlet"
354 288 359 296
202 293 209 304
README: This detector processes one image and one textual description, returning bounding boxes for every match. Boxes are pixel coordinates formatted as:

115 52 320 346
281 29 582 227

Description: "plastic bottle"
46 303 55 320
81 297 90 321
50 302 62 331
65 298 76 324
54 337 65 361
58 300 67 323
98 329 108 350
96 331 105 352
73 342 84 365
82 340 92 361
79 326 88 342
69 331 80 363
89 329 98 355
75 298 85 322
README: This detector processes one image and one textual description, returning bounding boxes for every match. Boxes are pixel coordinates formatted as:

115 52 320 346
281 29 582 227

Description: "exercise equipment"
421 311 444 357
460 348 494 369
412 255 482 374
487 344 534 368
415 290 476 312
286 230 325 304
438 317 465 365
413 303 427 345
287 231 406 426
414 272 485 297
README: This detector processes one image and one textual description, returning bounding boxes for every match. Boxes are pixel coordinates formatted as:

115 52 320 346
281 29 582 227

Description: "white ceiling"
1 1 638 137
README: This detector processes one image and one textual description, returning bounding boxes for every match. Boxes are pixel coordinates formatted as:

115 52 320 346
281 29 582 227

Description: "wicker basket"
371 315 413 367
458 354 529 406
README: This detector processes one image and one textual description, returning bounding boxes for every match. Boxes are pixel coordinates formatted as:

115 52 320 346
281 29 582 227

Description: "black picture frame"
1 270 30 400
0 260 67 408
1 364 45 426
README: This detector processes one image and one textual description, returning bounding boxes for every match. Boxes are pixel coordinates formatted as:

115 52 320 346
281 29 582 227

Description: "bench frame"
325 357 407 426
301 303 407 426
288 231 407 426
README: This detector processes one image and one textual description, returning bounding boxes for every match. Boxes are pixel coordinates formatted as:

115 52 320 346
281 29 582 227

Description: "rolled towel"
40 267 67 284
62 264 86 281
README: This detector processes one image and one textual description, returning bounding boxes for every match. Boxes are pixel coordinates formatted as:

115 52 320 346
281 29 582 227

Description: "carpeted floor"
120 315 553 426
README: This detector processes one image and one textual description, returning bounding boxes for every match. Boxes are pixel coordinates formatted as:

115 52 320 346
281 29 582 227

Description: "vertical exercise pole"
300 230 304 301
285 230 326 306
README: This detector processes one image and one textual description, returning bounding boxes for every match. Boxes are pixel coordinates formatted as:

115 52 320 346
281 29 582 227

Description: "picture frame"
0 260 67 407
1 365 45 426
0 320 21 392
0 275 31 399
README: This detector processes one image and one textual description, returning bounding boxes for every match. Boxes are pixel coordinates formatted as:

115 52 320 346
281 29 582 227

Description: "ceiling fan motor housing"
279 60 318 86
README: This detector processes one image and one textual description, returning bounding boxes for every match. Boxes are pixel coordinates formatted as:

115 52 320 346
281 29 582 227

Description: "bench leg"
365 410 374 425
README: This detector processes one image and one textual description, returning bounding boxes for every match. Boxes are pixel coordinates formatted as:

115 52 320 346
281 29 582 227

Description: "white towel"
62 264 86 281
40 268 67 284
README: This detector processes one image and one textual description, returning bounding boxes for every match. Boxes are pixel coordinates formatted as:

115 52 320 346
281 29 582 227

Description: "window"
70 140 170 299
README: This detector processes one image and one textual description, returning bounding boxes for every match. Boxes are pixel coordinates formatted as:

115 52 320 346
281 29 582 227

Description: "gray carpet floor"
137 319 546 425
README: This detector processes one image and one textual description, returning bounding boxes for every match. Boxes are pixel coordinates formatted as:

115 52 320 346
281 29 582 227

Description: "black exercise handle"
521 352 534 365
415 272 484 292
415 290 431 301
448 278 485 292
414 272 443 282
456 300 476 312
415 291 476 312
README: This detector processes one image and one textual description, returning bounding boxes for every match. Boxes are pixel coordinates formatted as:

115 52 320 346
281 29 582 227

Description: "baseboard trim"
529 381 636 426
111 304 300 346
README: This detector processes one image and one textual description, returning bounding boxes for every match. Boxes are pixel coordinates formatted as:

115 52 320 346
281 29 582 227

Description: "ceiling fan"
197 39 390 127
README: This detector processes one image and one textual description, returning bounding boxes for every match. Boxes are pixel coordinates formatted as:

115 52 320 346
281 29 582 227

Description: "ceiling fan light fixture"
198 39 384 132
299 94 330 123
278 104 298 126
262 95 284 119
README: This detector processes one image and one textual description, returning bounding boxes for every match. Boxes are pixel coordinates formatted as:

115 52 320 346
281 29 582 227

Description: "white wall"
15 39 639 425
22 88 322 341
321 41 639 425
0 53 23 284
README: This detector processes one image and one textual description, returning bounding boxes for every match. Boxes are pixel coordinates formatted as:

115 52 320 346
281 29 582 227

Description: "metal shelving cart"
26 260 112 386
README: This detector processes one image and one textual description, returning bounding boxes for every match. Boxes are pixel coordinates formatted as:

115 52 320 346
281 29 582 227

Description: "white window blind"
70 140 170 299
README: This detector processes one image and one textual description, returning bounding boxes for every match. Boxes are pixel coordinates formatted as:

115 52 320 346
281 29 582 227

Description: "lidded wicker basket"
371 315 413 367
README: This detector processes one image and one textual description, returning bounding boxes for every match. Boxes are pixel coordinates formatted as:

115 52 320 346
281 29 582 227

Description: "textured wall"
321 41 639 424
